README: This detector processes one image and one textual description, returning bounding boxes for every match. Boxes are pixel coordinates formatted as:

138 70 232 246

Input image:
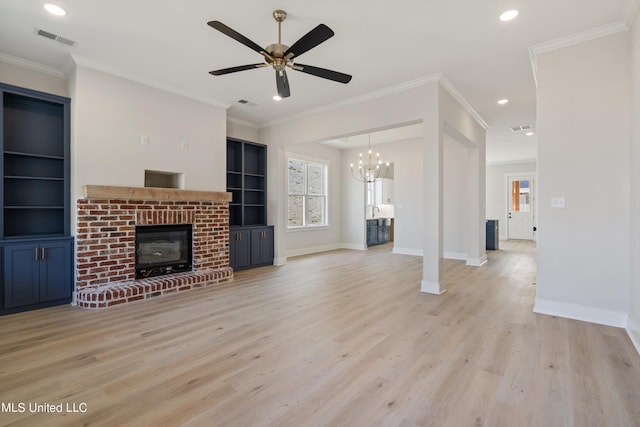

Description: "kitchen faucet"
373 205 380 217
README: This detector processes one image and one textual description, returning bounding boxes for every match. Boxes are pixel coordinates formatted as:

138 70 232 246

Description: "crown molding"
529 21 630 90
438 74 489 130
530 21 630 57
227 116 259 129
262 74 441 128
262 73 489 131
486 158 537 167
625 0 640 27
528 48 539 89
0 51 66 78
70 54 231 110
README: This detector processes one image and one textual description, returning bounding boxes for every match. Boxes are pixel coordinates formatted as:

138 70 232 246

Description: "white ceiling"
0 0 637 163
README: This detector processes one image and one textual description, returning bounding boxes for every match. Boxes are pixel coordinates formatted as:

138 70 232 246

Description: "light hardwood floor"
1 241 639 426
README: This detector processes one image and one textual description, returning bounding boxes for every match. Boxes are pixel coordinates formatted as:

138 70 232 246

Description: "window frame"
286 155 329 229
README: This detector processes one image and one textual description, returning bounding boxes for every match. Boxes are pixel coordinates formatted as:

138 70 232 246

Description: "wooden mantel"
82 185 232 202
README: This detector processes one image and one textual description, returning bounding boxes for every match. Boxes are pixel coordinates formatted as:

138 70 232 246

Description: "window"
287 157 328 228
511 179 531 212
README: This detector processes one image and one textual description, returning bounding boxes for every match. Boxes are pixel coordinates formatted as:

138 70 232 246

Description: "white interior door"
507 175 534 240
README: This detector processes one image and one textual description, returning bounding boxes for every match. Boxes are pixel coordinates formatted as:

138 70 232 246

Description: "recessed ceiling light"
499 9 519 22
272 95 282 101
525 132 535 136
497 98 509 105
44 3 66 16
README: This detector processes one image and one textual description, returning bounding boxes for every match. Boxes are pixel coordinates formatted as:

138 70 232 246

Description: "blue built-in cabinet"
3 239 73 308
227 138 274 270
0 83 73 314
367 219 391 246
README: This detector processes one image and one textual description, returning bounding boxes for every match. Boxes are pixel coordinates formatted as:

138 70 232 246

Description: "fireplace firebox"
135 224 193 279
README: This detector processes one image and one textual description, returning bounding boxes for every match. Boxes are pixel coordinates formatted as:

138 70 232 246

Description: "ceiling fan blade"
207 21 266 56
291 63 352 84
209 64 267 76
284 24 334 59
276 70 291 98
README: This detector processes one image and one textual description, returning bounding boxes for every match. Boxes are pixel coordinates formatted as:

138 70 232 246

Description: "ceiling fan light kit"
208 10 352 98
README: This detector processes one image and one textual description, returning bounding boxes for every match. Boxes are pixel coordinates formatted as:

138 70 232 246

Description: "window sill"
286 225 330 233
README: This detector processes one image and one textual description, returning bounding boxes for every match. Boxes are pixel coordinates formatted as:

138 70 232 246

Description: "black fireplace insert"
135 224 193 279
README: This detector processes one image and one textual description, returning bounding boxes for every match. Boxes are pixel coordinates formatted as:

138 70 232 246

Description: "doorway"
507 174 535 240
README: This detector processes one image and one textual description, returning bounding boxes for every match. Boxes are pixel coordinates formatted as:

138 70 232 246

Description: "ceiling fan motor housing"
266 43 289 71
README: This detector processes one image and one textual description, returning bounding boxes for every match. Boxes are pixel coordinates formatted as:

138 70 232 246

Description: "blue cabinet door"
3 239 73 309
251 227 273 266
39 240 72 302
3 243 39 308
367 220 378 246
378 226 390 243
229 229 251 269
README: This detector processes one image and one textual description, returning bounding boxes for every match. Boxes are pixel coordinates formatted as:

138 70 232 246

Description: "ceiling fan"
207 10 352 98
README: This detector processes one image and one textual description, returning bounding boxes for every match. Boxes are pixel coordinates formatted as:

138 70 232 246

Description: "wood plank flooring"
1 241 639 426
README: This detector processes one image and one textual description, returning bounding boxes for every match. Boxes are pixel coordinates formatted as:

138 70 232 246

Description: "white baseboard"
341 243 367 251
443 251 467 261
274 256 287 266
286 244 343 258
533 297 628 328
627 315 640 356
467 255 488 266
393 247 423 256
421 280 446 295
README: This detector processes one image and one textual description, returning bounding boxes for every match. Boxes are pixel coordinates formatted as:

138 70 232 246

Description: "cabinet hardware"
35 247 39 260
41 247 45 260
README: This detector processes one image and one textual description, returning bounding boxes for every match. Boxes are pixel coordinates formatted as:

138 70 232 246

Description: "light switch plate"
551 197 565 208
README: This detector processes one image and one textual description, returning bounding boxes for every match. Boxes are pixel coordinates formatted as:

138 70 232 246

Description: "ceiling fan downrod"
273 10 287 45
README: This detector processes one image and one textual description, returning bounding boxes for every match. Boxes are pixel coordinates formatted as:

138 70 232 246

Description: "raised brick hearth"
75 186 233 308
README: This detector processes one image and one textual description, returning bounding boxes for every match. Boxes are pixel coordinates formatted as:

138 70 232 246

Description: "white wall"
69 65 228 235
227 118 259 143
443 134 469 259
341 145 368 250
534 32 631 327
486 161 537 240
71 65 227 198
439 86 487 268
387 138 424 254
629 9 640 351
0 60 68 97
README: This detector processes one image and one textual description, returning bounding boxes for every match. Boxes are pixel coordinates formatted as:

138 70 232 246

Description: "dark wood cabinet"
227 138 273 270
1 83 73 313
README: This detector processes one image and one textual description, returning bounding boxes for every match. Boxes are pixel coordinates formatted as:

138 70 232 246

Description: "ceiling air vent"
237 99 257 107
511 124 533 132
36 28 76 47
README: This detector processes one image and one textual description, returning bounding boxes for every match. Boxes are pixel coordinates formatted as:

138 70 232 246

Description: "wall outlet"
141 135 149 145
180 141 188 151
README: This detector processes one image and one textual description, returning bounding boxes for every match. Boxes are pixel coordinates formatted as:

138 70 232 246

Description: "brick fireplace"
75 185 233 308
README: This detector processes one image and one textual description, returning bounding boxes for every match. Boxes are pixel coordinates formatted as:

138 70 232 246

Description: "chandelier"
350 134 390 183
